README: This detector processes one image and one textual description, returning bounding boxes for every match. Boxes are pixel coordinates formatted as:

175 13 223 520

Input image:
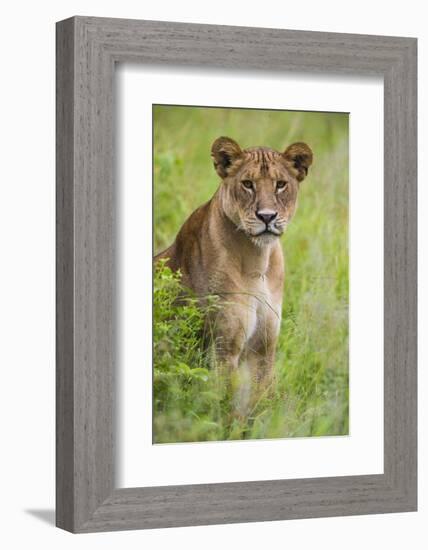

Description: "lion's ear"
283 142 313 182
211 137 243 178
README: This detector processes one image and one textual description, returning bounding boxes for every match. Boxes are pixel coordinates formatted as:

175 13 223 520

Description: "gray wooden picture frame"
56 16 417 533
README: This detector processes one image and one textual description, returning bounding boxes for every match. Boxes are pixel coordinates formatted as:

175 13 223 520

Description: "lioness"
155 136 313 396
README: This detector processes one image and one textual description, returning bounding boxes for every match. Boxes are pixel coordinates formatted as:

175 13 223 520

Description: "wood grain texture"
56 17 75 532
56 16 417 533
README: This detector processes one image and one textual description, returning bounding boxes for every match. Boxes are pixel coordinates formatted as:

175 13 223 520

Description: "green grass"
153 104 349 443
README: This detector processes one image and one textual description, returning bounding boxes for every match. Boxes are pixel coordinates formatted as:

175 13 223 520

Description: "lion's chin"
249 231 280 247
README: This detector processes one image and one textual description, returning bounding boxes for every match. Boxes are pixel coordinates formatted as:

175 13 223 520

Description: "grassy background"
153 104 349 443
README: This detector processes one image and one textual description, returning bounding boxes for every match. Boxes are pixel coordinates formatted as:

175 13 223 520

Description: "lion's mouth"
254 227 281 237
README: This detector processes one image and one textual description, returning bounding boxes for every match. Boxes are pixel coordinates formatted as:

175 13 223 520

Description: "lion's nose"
256 209 278 225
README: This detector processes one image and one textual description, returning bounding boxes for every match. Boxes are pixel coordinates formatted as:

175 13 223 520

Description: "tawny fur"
155 137 313 401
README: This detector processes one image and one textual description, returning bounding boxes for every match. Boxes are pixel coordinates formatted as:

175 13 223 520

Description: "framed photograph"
56 16 417 532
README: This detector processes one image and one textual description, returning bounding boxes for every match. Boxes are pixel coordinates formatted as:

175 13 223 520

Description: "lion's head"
211 136 313 246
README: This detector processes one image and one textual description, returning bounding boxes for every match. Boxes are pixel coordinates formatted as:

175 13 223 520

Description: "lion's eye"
242 180 254 190
276 180 288 190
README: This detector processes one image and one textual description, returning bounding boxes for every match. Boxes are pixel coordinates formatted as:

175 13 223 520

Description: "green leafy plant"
153 261 226 442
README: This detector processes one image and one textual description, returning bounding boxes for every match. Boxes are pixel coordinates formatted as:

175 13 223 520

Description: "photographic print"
153 104 349 444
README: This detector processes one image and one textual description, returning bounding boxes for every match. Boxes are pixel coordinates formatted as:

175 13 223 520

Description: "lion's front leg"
246 344 276 401
207 299 257 416
246 306 281 403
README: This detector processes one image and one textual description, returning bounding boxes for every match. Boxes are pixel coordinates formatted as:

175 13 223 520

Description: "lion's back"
154 201 212 292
